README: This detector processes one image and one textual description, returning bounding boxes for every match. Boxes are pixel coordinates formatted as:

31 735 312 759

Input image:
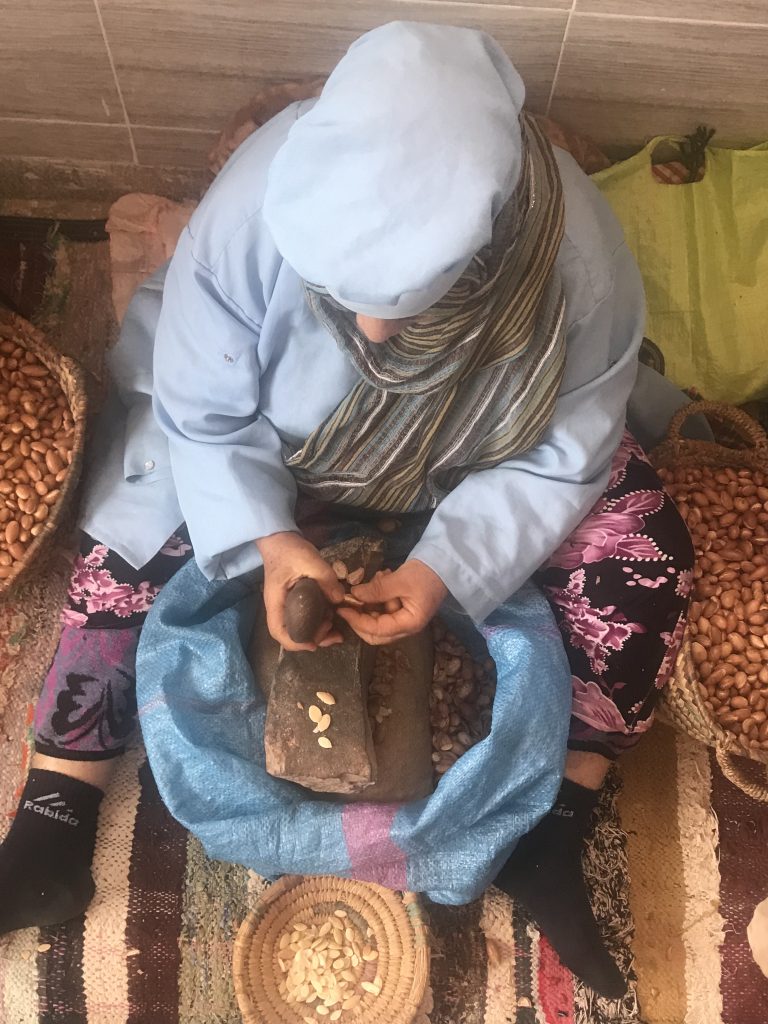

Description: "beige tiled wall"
1 0 767 168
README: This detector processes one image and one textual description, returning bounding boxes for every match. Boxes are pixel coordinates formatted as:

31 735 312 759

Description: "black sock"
494 778 628 999
0 768 103 935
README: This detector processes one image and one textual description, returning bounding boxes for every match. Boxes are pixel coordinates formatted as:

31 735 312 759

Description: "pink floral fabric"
544 567 646 677
570 676 653 737
63 544 160 627
548 489 668 569
536 431 694 757
35 527 193 759
61 531 191 630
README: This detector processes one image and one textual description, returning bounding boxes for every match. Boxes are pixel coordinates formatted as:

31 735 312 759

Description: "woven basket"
0 312 88 592
651 400 768 801
233 876 430 1024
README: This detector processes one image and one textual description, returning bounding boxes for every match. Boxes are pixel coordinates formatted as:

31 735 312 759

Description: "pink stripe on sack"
341 803 407 889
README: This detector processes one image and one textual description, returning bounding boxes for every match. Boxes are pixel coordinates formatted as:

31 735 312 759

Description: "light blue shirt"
81 100 643 623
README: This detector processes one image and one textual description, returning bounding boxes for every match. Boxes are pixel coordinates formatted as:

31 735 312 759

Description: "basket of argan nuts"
0 312 87 590
233 875 430 1024
652 400 768 801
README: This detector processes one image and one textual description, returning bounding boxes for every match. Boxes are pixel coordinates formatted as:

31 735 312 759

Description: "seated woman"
0 21 692 998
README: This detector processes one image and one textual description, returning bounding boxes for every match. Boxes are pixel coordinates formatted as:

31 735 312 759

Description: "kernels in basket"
276 912 381 1012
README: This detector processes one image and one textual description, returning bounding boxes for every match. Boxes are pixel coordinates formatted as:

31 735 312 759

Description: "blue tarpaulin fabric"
136 560 571 904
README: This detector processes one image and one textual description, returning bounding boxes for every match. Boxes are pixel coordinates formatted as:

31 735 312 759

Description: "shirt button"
144 459 155 472
224 353 234 363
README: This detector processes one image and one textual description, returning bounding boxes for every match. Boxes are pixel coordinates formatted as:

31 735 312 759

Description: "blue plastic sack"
136 560 571 904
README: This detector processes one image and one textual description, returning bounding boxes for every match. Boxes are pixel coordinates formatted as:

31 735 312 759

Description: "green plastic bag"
593 139 768 404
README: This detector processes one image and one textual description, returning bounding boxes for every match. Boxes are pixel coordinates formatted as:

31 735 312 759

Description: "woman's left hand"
336 560 449 645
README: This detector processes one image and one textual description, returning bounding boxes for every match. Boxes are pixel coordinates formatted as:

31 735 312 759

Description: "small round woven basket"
0 312 88 592
233 876 430 1024
651 400 768 801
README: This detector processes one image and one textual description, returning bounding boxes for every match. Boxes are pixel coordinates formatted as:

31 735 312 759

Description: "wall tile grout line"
91 0 138 163
545 0 576 117
574 10 768 30
389 0 768 23
132 124 217 135
0 116 124 129
0 115 217 136
389 0 570 11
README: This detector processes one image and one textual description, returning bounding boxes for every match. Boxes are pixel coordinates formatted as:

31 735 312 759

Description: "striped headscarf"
286 115 566 512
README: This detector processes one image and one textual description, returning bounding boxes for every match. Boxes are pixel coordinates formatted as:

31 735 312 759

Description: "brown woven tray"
651 400 768 801
0 311 88 592
233 875 430 1024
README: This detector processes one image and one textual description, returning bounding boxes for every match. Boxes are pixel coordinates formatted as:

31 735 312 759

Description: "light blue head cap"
263 21 526 319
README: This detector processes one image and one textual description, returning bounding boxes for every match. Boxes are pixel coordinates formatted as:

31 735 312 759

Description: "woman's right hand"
256 531 346 651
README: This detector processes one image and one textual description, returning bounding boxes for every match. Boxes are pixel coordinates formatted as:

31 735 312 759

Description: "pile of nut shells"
329 557 498 778
657 464 768 753
429 619 497 778
367 653 394 740
365 619 497 782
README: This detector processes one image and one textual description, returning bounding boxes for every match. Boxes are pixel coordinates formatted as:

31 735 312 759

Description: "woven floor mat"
1 727 639 1024
619 723 768 1024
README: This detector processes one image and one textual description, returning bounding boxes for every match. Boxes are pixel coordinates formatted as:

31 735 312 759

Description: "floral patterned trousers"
34 432 694 762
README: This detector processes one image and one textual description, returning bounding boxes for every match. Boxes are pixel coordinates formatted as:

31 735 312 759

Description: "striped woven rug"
0 753 638 1024
619 723 768 1024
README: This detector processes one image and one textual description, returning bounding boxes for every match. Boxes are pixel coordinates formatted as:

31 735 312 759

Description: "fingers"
351 570 397 604
271 626 318 653
315 567 346 606
267 576 345 650
262 547 430 649
336 604 421 646
258 532 350 648
314 618 343 647
318 629 344 648
313 617 333 644
258 531 346 605
351 571 403 616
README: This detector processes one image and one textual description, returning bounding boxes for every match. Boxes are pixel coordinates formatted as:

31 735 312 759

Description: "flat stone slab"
254 534 434 800
261 536 383 794
264 625 378 793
